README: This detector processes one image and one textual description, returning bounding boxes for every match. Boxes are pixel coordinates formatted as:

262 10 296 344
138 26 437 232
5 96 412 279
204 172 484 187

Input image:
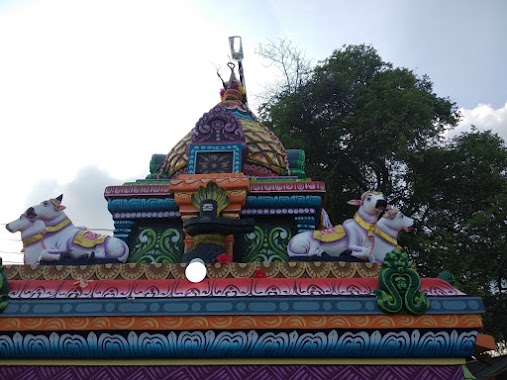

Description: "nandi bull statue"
287 191 390 261
21 194 129 264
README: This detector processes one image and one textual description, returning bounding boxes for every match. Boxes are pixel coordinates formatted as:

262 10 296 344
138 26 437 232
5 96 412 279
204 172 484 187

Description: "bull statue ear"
347 199 362 206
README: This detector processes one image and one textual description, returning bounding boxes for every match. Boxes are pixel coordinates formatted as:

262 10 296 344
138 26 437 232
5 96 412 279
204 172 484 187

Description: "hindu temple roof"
157 70 289 179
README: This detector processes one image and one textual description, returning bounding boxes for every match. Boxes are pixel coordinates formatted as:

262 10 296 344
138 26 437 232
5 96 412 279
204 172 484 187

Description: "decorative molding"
108 198 179 213
1 296 484 318
104 185 172 198
0 364 468 380
295 215 317 232
113 220 136 244
241 208 316 216
7 278 468 300
0 329 478 358
169 174 249 190
0 314 483 332
249 182 326 194
113 211 180 219
4 262 388 281
244 195 322 209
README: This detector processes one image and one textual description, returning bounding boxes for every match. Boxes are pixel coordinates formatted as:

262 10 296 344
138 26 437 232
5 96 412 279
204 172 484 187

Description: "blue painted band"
0 296 485 318
0 329 478 359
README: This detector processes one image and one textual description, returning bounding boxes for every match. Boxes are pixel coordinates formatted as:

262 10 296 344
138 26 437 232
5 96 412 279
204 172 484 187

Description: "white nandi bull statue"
370 208 415 262
6 214 48 265
24 194 129 264
287 191 388 260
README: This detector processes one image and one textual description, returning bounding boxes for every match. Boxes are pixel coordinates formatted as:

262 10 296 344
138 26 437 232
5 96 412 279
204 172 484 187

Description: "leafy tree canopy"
260 43 460 223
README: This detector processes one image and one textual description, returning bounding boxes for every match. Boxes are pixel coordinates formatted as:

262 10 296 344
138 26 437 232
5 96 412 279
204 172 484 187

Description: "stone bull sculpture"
22 195 129 264
287 191 388 260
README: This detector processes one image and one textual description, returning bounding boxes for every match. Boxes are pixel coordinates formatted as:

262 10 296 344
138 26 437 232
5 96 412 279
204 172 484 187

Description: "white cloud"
447 102 507 143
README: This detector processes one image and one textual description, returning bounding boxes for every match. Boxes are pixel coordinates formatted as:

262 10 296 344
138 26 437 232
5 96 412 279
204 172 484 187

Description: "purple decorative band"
0 364 467 380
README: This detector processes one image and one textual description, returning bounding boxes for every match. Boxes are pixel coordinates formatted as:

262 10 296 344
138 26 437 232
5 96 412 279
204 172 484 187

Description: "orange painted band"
1 314 483 332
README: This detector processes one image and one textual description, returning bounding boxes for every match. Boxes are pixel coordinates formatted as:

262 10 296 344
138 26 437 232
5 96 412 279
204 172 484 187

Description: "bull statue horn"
50 194 64 207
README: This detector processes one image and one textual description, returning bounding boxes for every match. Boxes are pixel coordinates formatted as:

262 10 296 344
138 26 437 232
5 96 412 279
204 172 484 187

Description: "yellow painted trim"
22 232 45 247
0 358 466 366
374 228 400 248
46 218 71 233
353 213 376 237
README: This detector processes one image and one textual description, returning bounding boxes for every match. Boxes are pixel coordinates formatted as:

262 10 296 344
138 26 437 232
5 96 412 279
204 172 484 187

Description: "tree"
260 43 459 224
256 38 312 102
404 130 507 349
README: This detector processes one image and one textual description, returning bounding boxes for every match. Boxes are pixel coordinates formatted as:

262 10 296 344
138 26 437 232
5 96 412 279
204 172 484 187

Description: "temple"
0 37 494 379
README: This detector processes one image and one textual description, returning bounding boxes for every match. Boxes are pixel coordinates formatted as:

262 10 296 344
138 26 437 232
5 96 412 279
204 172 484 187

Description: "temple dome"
157 82 289 179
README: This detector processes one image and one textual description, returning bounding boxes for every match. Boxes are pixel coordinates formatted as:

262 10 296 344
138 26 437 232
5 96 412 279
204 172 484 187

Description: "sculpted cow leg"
287 226 350 258
39 251 63 262
287 231 325 257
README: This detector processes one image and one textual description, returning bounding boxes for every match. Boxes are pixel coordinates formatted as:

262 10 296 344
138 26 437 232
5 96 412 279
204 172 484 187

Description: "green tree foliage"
260 43 459 223
259 41 507 348
405 130 507 348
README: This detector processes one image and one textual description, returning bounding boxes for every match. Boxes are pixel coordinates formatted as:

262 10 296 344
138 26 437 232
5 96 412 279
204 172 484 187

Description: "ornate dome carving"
157 82 289 179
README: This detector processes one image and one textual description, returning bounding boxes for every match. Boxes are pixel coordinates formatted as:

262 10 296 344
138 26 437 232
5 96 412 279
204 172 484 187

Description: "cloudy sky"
1 0 506 264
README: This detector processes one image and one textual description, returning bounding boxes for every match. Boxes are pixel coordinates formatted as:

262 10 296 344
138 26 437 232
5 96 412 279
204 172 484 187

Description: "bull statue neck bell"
182 181 255 264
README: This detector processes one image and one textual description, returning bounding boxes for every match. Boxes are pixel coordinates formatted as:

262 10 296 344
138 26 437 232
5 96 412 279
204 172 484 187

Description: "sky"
0 0 506 264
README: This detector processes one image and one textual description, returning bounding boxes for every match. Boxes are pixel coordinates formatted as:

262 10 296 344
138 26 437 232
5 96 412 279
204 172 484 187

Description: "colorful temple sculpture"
0 37 495 379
